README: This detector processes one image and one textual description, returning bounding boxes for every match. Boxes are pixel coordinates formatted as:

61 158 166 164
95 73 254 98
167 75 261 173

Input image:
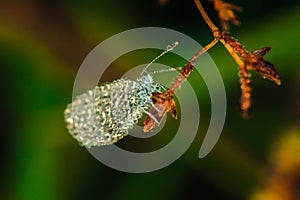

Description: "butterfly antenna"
149 67 182 75
141 41 179 75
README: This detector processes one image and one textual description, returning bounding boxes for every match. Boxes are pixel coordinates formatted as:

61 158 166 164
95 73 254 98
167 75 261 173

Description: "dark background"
1 0 300 199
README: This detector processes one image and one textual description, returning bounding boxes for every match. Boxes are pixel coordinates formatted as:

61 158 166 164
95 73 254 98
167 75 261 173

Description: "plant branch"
194 0 219 32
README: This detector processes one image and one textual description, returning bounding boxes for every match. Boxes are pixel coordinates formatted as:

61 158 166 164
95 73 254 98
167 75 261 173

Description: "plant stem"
190 38 218 65
169 39 218 93
194 0 219 32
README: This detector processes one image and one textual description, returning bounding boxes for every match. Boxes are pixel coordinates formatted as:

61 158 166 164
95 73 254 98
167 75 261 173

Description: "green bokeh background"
1 0 300 199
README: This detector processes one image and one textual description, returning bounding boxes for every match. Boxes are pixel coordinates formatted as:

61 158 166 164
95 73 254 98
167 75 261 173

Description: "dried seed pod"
248 47 281 85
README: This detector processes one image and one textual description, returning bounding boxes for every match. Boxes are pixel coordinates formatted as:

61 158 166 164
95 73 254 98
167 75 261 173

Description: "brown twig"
194 0 280 115
144 0 281 132
144 39 218 132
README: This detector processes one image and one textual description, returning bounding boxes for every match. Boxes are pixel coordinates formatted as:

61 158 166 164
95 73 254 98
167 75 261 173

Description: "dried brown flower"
213 0 242 31
216 30 281 114
247 47 281 85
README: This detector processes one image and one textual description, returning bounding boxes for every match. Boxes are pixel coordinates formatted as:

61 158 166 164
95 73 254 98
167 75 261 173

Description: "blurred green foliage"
1 0 300 199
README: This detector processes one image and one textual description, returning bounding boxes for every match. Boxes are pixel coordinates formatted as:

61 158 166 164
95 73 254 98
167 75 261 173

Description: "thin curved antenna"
149 67 182 75
140 41 179 76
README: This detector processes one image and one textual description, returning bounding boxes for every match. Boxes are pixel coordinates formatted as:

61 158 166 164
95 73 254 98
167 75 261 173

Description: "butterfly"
64 42 179 148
